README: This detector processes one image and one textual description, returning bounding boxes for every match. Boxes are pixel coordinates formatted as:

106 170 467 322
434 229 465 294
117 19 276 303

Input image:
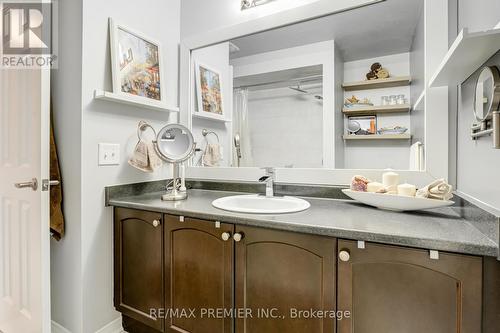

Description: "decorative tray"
342 189 454 212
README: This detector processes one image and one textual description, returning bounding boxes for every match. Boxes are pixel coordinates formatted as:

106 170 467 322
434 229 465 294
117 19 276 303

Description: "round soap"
367 182 384 193
397 183 417 197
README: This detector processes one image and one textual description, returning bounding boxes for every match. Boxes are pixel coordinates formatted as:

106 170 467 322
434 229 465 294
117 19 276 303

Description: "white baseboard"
95 317 123 333
51 317 123 333
51 321 72 333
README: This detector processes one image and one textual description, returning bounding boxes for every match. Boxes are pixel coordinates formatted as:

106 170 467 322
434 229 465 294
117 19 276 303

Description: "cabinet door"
235 226 336 333
164 215 233 333
483 257 500 333
114 208 164 331
337 240 482 333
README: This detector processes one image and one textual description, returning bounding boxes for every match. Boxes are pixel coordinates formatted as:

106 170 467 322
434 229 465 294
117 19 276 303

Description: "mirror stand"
154 123 196 201
162 163 187 201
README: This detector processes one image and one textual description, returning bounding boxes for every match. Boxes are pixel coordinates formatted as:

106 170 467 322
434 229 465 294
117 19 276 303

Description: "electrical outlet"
98 143 120 166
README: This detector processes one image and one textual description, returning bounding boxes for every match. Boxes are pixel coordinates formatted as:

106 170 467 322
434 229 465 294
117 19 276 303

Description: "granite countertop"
107 188 499 258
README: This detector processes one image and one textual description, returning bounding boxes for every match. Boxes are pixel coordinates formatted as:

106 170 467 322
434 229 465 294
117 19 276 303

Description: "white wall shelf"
343 134 412 140
192 112 231 123
413 91 425 111
342 76 411 91
429 28 500 87
342 104 411 116
94 90 180 112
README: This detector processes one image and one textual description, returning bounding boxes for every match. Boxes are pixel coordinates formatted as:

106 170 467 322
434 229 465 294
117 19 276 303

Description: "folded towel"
128 140 163 173
416 179 453 201
203 143 222 167
50 119 65 240
409 142 424 171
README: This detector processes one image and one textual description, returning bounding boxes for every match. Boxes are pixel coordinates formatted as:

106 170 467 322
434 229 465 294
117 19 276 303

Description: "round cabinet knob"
221 232 231 241
152 219 160 227
339 250 350 262
233 233 243 242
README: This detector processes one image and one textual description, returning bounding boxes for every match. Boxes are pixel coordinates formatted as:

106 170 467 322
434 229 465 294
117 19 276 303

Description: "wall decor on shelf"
346 115 377 136
366 62 390 80
194 62 225 121
109 18 165 104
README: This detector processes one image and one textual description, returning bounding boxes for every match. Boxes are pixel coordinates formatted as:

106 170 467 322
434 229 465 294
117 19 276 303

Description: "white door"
0 67 51 332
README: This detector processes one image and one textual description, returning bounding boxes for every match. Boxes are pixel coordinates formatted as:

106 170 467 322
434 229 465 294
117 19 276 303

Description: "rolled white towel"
416 179 453 201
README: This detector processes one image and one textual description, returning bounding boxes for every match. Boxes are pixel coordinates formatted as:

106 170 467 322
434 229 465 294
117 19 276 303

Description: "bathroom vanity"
106 181 500 333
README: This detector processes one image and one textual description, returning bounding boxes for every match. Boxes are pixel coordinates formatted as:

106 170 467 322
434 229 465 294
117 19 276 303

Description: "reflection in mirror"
233 65 324 168
189 0 426 171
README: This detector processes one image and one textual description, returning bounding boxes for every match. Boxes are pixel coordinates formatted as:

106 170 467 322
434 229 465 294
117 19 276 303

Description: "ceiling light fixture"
241 0 276 10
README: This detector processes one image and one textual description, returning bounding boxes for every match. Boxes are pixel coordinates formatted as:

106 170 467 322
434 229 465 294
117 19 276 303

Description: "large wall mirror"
182 0 447 182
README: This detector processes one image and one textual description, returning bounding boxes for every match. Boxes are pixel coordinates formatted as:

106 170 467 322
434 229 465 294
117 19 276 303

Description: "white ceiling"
230 0 424 62
234 65 323 90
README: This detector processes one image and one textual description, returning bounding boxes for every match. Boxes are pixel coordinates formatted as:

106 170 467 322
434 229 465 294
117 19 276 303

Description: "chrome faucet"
259 167 275 198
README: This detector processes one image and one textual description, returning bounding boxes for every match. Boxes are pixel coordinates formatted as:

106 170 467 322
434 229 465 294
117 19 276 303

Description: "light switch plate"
98 143 120 166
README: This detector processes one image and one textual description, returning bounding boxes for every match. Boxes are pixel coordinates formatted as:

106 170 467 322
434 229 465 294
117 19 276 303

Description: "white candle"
397 183 417 197
382 171 400 187
382 171 400 194
367 182 384 193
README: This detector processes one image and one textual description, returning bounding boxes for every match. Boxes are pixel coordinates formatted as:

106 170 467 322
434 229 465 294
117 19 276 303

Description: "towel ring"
196 129 221 166
137 121 157 141
202 129 220 143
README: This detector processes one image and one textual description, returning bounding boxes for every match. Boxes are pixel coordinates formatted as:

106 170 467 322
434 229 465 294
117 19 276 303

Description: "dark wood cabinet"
113 208 489 333
483 257 500 333
114 208 164 332
234 225 336 333
337 239 483 333
164 215 234 333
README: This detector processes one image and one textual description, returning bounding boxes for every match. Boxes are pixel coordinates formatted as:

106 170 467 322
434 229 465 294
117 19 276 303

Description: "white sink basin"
212 194 310 214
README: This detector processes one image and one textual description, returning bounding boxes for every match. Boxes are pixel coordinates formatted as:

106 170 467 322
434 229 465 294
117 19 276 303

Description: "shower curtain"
233 89 253 167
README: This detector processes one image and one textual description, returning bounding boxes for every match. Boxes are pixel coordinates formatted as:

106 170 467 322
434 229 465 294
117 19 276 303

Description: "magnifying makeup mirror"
471 66 500 148
474 66 500 122
155 123 196 201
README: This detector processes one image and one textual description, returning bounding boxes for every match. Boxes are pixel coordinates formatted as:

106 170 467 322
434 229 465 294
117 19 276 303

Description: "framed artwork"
195 62 225 120
109 18 165 103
